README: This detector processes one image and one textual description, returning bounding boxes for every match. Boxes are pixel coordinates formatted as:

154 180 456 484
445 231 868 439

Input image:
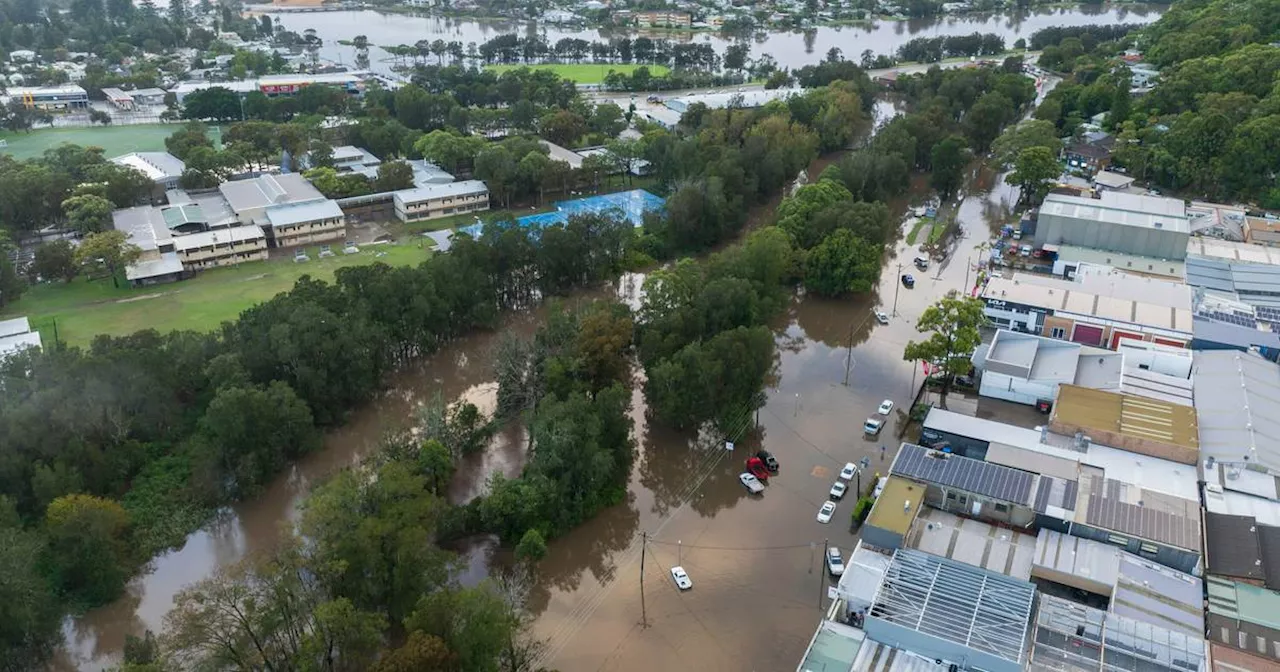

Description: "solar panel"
891 443 1035 505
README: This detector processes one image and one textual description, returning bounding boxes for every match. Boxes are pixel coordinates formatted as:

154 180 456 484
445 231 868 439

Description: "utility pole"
818 538 829 609
892 263 903 316
639 531 647 627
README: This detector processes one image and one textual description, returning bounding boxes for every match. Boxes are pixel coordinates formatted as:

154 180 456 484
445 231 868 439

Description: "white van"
914 255 929 270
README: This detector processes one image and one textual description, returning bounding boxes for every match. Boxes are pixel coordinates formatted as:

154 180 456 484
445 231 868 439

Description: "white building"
393 180 489 223
111 152 186 191
0 317 42 363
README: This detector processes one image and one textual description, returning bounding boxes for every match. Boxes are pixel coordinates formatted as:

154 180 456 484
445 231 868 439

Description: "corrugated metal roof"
263 199 344 228
1208 575 1280 631
1082 478 1201 551
891 443 1036 505
0 317 31 339
1194 350 1280 474
1112 553 1204 636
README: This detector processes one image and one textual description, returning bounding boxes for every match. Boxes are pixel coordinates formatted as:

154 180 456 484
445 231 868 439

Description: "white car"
873 476 887 499
670 566 693 590
839 462 856 481
864 418 884 435
829 480 847 500
826 547 845 576
817 501 837 523
877 399 894 416
874 310 890 325
739 472 765 494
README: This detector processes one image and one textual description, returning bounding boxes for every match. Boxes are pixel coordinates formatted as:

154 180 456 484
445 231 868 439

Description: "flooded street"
58 76 1044 670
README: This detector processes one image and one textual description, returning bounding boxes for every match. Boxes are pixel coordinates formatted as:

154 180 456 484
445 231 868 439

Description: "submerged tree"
902 291 986 399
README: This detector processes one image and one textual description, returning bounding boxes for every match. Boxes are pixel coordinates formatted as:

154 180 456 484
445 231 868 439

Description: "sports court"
458 189 664 238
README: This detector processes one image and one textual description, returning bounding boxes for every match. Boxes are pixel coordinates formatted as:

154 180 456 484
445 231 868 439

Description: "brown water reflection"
55 78 1045 670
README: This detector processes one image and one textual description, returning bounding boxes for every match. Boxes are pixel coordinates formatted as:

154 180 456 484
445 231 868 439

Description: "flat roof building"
2 84 88 110
111 152 186 191
1048 384 1200 464
393 180 489 223
903 508 1035 579
1034 191 1191 261
974 329 1124 406
1193 350 1280 475
1246 216 1280 247
860 475 925 552
0 317 41 363
918 410 1203 574
982 271 1193 349
169 71 372 103
1207 575 1280 668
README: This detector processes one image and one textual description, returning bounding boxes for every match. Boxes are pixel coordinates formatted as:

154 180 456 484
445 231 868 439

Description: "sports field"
0 123 178 159
484 63 670 83
1 242 430 346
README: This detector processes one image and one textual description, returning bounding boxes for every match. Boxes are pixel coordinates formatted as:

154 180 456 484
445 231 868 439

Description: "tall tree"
61 194 114 235
902 291 986 399
929 135 969 201
75 230 141 287
804 229 881 297
44 494 134 605
1008 146 1061 204
31 240 79 283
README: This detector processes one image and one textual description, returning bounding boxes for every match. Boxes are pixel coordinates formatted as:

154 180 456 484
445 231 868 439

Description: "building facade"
1034 191 1191 260
393 180 489 222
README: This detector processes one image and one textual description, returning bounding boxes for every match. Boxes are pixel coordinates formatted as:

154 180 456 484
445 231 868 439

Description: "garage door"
1071 324 1105 346
1154 338 1187 348
1111 330 1143 350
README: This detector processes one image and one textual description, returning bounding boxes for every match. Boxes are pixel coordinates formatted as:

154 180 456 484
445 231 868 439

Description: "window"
1240 631 1249 649
1221 628 1229 643
946 493 956 501
1139 542 1159 556
1258 637 1267 655
1106 534 1129 547
1051 327 1066 339
994 503 1009 513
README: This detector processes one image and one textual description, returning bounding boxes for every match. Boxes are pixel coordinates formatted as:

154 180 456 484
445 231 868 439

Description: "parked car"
670 566 693 590
830 480 847 500
757 450 779 472
839 462 857 481
739 472 765 494
873 476 887 499
746 456 770 481
877 399 894 415
901 274 915 288
817 501 837 523
864 418 884 435
874 310 890 325
954 374 976 388
826 547 845 576
914 255 930 270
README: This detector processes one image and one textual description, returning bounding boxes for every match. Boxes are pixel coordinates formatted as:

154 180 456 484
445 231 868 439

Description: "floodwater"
58 80 1042 670
272 5 1164 75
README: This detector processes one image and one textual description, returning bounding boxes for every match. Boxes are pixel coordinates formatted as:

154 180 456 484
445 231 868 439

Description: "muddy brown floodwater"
55 83 1035 669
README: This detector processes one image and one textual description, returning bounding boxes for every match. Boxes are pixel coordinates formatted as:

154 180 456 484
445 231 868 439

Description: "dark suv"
756 450 779 472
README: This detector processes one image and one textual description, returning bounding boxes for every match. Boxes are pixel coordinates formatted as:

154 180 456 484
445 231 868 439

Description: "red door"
1111 330 1143 350
1071 324 1105 346
1154 338 1186 348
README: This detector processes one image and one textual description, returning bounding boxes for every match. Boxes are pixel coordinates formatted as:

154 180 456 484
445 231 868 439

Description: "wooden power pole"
639 531 648 627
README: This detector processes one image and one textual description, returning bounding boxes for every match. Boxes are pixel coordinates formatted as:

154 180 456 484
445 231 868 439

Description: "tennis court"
459 189 664 238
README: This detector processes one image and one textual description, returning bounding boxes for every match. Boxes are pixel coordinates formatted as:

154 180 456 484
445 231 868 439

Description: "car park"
864 418 884 435
829 480 847 500
746 456 770 481
670 566 693 590
839 462 856 481
756 450 779 472
875 310 890 325
901 274 915 288
739 472 765 494
877 399 894 415
826 547 845 576
816 501 836 523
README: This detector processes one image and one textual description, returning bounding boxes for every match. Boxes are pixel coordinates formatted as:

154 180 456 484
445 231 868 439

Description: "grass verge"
2 242 429 346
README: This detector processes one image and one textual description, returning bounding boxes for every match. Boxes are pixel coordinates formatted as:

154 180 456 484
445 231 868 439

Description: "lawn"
0 123 181 160
2 242 430 347
484 63 671 84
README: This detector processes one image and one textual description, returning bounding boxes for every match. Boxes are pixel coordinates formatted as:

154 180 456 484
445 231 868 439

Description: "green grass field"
484 63 671 84
0 123 179 159
1 242 430 347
